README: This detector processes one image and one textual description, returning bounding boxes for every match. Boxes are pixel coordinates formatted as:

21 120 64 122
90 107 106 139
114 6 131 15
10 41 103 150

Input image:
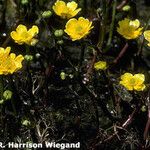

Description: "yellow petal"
28 25 39 36
134 84 146 91
120 73 133 81
10 31 20 40
129 19 140 29
94 61 107 70
144 30 150 46
118 18 130 28
53 0 67 16
16 24 27 34
67 1 78 11
134 74 145 84
15 55 24 68
10 53 16 59
15 55 24 62
0 47 5 51
144 30 150 41
119 81 134 90
64 18 78 34
70 8 81 18
5 47 11 55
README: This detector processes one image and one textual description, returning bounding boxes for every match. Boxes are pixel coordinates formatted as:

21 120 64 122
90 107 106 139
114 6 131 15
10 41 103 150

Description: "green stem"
9 76 17 115
0 76 3 99
97 0 108 50
78 42 85 71
107 0 117 47
0 76 4 124
137 17 150 56
11 97 17 116
25 45 30 54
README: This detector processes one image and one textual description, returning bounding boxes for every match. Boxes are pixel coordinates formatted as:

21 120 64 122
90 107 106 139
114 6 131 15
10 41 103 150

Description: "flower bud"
122 5 131 11
42 10 52 18
54 29 64 37
22 119 31 126
57 40 64 45
25 55 33 61
69 74 74 79
21 0 28 5
0 99 4 104
3 90 13 100
30 39 38 46
141 105 146 112
60 72 66 80
35 53 41 59
97 8 102 13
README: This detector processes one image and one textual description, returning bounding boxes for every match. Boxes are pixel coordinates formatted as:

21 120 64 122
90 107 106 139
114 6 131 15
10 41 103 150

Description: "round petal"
15 55 24 62
134 84 146 91
119 81 134 90
129 19 140 29
16 24 27 34
5 47 11 54
10 53 16 60
28 25 39 37
144 30 150 41
144 30 150 46
10 31 20 41
67 1 78 11
120 73 133 81
70 8 81 17
64 18 78 34
134 74 145 84
53 0 67 16
15 55 24 69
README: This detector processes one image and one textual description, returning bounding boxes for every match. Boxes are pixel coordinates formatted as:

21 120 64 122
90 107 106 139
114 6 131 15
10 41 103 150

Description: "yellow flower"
117 18 143 39
94 61 107 70
10 24 39 46
144 30 150 47
53 0 81 19
64 17 93 41
0 47 24 75
119 73 146 91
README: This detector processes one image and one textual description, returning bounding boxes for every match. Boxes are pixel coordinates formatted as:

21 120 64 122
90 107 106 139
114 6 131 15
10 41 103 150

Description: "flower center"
76 26 83 32
21 32 30 39
129 78 136 85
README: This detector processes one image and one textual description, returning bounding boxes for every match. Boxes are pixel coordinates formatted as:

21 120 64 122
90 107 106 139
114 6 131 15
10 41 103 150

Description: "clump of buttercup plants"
0 0 150 149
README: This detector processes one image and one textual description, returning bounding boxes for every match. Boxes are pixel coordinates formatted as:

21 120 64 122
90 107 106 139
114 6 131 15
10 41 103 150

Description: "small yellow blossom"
0 47 24 75
94 61 107 70
144 30 150 47
117 18 143 39
10 24 39 46
120 73 146 91
53 0 81 19
64 17 93 41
